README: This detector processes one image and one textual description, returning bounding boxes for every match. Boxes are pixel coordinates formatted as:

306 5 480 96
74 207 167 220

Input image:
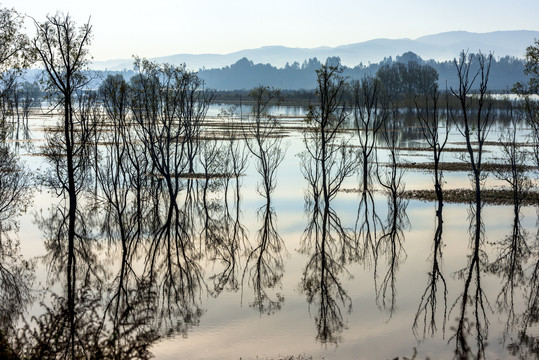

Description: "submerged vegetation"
0 5 538 360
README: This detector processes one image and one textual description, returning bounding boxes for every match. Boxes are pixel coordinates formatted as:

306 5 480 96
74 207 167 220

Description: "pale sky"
4 0 539 61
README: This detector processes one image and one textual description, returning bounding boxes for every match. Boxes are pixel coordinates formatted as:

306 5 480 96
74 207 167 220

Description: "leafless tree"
449 51 494 358
219 106 249 207
494 104 533 209
0 6 33 107
451 51 494 209
241 86 287 316
373 107 409 317
353 76 388 192
32 13 93 358
243 86 286 202
513 40 539 168
0 145 33 340
129 59 206 330
487 103 533 339
298 63 357 344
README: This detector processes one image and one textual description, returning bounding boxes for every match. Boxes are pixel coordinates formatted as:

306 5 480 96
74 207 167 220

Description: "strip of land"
402 188 539 206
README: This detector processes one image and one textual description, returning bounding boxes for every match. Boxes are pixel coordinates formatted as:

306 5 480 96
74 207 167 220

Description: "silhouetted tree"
304 64 356 204
299 63 357 343
0 145 33 345
130 60 206 329
218 107 249 207
241 86 287 315
449 51 495 359
32 13 93 358
15 286 159 360
376 60 438 108
353 76 387 192
243 86 286 202
513 40 539 167
0 6 32 100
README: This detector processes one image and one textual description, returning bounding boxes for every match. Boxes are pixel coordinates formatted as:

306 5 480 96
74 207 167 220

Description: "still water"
3 104 539 359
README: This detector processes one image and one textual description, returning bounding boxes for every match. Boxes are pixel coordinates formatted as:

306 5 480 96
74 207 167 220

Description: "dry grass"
396 161 538 173
402 188 539 206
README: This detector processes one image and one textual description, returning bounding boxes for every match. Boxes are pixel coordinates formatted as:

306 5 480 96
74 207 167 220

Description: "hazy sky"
4 0 539 61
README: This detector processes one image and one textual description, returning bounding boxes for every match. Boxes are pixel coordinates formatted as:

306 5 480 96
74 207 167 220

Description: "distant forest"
194 52 527 91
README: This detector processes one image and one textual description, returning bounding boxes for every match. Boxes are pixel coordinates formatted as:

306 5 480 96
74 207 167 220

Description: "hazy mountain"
90 30 539 71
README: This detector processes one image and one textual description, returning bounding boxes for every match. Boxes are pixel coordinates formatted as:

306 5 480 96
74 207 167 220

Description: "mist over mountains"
91 30 539 72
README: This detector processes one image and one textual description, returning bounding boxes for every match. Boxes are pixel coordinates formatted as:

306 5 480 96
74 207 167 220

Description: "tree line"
196 52 527 91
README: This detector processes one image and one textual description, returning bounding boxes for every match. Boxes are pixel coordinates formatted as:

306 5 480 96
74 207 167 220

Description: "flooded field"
1 102 538 360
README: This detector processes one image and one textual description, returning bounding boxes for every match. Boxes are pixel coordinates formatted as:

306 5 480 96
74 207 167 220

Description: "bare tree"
181 70 213 174
450 51 493 209
449 51 494 358
32 13 93 358
416 88 449 214
0 6 32 104
130 59 206 326
494 104 533 208
219 107 249 207
243 86 286 202
241 87 287 315
487 103 533 338
303 65 356 206
298 63 357 344
353 76 388 192
513 40 539 168
373 107 409 317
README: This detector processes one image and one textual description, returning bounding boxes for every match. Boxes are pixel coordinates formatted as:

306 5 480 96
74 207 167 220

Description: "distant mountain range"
90 30 539 71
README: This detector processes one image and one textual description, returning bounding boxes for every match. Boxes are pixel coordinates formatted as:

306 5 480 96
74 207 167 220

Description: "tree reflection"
524 226 539 330
0 145 33 345
374 113 408 316
508 331 539 359
141 194 205 336
243 202 285 315
243 86 286 202
450 202 491 359
413 195 447 339
487 106 533 339
299 195 353 345
355 190 382 268
488 203 530 338
413 89 449 339
31 197 156 359
129 59 207 335
199 175 247 296
504 190 538 359
374 188 408 316
449 51 494 359
508 228 539 358
240 86 287 315
16 286 159 359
